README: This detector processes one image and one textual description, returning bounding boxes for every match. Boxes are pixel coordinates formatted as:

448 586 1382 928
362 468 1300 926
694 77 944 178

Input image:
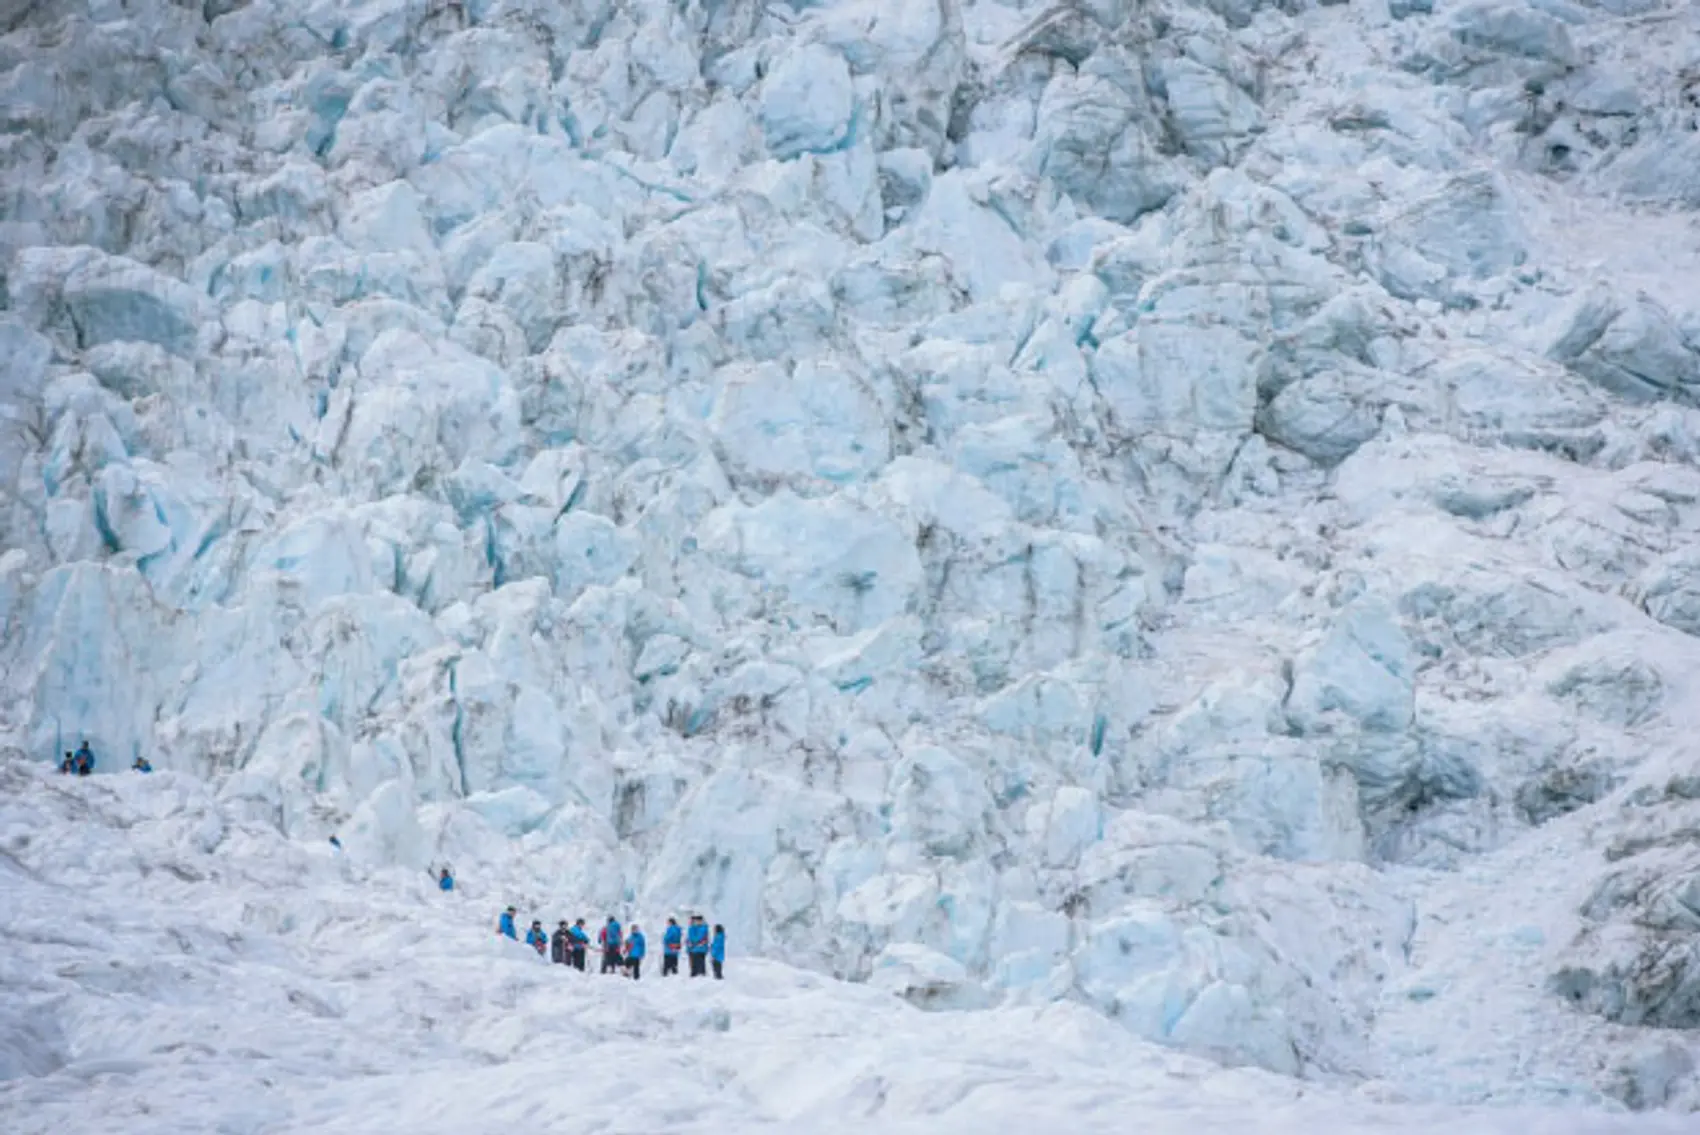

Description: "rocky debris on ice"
1552 770 1700 1037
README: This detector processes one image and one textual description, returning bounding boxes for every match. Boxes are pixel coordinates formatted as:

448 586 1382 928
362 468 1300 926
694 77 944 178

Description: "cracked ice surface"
3 0 1700 1119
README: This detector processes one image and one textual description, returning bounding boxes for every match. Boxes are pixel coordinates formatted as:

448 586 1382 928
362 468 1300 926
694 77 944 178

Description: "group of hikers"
55 747 725 984
498 909 726 980
55 741 153 775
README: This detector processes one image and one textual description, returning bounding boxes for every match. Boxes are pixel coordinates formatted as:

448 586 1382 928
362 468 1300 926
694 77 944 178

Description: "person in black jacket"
551 920 570 965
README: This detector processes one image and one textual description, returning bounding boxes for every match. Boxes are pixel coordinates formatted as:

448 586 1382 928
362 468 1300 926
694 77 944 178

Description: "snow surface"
3 0 1700 1123
1 758 1696 1133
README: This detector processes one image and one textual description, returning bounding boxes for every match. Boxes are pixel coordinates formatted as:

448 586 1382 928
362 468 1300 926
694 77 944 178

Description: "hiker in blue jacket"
438 866 454 892
526 920 547 955
710 924 727 980
599 916 623 974
686 914 710 977
132 756 153 773
662 917 683 976
625 924 647 980
73 741 94 776
498 907 517 940
568 919 590 971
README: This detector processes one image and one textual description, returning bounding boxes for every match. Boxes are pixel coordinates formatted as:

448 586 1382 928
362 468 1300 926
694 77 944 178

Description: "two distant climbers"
58 741 95 776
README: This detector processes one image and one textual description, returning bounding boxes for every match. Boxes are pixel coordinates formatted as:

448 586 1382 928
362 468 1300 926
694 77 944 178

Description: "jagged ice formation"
2 0 1700 1115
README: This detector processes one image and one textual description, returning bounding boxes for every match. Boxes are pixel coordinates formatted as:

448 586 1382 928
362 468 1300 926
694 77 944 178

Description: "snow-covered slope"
3 0 1700 1114
0 758 1694 1133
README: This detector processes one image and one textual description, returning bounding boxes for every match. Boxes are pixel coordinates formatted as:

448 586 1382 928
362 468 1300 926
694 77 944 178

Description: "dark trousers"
662 953 679 976
601 948 621 974
689 952 707 977
627 958 642 980
712 959 723 980
571 947 586 971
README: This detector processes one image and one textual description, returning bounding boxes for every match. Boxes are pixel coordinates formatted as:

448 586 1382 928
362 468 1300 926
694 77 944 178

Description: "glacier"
3 0 1700 1125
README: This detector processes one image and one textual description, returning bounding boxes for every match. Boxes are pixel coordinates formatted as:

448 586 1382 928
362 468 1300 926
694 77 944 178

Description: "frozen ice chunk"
551 511 636 601
812 616 923 692
1026 785 1102 867
695 491 922 633
1090 307 1260 438
887 743 992 858
1447 2 1578 67
342 329 522 495
1544 651 1663 729
1547 284 1700 403
0 319 52 404
1035 56 1184 224
1287 599 1415 736
343 779 428 868
339 179 436 257
251 511 377 608
62 253 204 357
759 43 854 160
1158 57 1263 167
237 160 330 224
902 172 1055 301
643 768 834 950
463 242 562 352
989 900 1070 968
1635 547 1700 637
462 785 555 838
1168 742 1366 863
1256 369 1384 464
710 360 890 488
868 943 985 1010
1374 173 1527 304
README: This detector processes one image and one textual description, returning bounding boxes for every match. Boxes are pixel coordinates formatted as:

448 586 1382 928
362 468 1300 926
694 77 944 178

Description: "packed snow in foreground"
3 0 1700 1122
0 761 1695 1134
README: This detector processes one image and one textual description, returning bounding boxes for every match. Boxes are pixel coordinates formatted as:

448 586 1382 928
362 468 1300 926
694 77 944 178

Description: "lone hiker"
526 920 548 955
686 914 710 977
599 916 623 974
498 906 517 940
625 924 646 980
662 917 682 977
711 924 726 980
568 919 590 970
132 756 153 773
437 866 454 892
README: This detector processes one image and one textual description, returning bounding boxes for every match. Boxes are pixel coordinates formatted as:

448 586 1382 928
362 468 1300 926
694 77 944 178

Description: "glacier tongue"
2 0 1700 1115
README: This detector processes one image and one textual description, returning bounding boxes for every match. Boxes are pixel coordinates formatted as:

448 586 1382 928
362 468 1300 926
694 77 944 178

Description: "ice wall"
2 0 1699 1097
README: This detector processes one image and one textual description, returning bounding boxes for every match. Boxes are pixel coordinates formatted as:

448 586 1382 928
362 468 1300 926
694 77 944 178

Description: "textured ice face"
2 0 1700 1102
